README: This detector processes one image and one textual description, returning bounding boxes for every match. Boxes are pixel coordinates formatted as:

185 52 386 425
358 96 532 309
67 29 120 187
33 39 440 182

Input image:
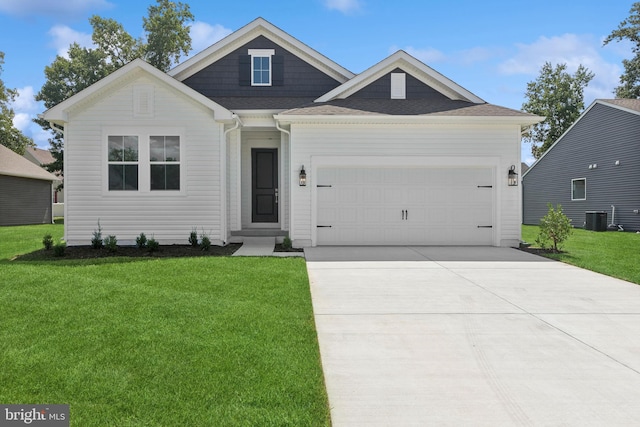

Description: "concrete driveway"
305 246 640 426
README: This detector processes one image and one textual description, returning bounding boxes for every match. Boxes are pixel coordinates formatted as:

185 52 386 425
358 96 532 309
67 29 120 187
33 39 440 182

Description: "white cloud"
12 112 31 131
189 21 233 53
9 86 52 148
10 86 37 112
498 33 621 104
323 0 362 14
48 25 94 58
0 0 112 19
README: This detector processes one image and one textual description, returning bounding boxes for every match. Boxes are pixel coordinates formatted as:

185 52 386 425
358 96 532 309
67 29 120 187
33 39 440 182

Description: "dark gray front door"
251 148 278 223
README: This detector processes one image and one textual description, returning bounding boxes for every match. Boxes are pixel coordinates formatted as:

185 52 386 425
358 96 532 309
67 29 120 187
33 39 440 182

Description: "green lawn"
0 224 330 426
522 225 640 285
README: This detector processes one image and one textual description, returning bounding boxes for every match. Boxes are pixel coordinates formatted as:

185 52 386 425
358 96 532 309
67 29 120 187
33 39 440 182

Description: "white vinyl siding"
289 123 522 247
63 75 224 246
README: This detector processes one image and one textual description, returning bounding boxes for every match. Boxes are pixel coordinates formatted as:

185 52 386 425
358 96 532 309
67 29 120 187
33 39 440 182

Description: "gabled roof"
169 17 354 84
0 145 58 181
598 98 640 115
23 147 54 166
315 50 485 104
523 99 640 178
42 59 233 126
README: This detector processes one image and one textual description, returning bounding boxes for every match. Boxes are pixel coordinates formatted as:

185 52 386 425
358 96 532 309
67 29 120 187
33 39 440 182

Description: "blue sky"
0 0 635 164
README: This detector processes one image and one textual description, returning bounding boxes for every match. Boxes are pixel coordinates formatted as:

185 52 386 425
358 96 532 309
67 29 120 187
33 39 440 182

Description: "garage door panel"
316 166 494 246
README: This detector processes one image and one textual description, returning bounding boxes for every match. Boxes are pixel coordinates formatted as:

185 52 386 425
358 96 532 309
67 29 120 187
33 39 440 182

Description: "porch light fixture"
299 165 307 186
508 165 518 186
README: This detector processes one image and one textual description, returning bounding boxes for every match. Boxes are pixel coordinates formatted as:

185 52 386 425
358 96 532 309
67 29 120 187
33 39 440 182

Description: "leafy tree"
604 2 640 98
35 0 195 184
535 203 573 253
143 0 194 72
522 62 594 159
0 51 33 155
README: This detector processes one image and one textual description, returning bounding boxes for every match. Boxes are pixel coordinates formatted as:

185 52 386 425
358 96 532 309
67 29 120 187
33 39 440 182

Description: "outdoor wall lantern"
508 165 518 186
299 165 307 186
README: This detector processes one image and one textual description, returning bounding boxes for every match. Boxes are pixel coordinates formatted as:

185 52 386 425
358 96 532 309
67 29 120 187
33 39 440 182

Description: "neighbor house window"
249 49 275 86
572 178 586 200
150 136 180 190
108 136 139 191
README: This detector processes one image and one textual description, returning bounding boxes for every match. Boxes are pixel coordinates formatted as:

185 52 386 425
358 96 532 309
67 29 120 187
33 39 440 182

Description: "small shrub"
536 203 573 253
42 234 54 250
91 220 103 249
200 235 211 251
282 236 292 250
136 232 148 249
104 235 118 253
53 241 66 257
188 229 199 247
147 237 160 253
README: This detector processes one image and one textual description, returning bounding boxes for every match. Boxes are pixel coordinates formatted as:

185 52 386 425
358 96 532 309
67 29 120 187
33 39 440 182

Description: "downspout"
275 120 291 240
222 114 242 245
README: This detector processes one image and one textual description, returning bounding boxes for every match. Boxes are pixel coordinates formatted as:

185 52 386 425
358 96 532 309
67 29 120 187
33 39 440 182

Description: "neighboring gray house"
523 99 640 231
23 146 64 203
0 144 58 225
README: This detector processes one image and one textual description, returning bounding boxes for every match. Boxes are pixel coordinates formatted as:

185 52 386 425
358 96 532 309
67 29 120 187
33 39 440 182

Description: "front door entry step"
231 229 288 237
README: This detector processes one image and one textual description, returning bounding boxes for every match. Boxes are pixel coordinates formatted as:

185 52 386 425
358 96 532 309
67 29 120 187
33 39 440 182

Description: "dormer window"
249 49 275 86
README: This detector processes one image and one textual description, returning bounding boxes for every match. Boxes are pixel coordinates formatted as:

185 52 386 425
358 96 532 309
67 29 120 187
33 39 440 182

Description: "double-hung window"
571 178 586 201
249 49 275 86
108 136 139 191
150 136 180 190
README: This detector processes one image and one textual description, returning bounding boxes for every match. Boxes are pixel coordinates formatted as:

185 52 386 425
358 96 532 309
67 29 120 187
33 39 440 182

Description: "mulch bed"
14 244 242 261
274 244 304 253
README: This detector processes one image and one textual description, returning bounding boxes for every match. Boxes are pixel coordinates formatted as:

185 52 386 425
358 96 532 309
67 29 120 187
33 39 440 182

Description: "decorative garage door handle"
401 210 409 220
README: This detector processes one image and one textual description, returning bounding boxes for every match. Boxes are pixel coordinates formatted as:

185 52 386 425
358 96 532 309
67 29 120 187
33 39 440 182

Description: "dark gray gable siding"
350 68 450 100
523 103 640 231
0 175 52 225
182 35 341 100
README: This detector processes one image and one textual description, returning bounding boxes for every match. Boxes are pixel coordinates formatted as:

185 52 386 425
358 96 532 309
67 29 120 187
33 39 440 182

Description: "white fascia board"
42 59 233 124
275 113 542 126
315 51 485 104
169 17 354 83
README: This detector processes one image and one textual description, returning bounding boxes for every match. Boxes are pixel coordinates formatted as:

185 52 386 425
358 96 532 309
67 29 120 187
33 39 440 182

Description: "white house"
42 18 541 247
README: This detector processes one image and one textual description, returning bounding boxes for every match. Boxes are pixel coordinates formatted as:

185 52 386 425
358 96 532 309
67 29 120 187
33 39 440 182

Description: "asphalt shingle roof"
0 144 58 181
599 99 640 113
280 98 536 117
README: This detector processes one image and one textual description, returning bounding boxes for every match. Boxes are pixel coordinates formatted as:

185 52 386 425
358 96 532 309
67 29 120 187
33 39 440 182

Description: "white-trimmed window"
249 49 275 86
108 136 139 191
150 136 180 190
571 178 586 200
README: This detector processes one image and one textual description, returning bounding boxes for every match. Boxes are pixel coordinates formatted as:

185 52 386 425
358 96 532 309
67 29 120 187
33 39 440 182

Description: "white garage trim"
310 156 501 246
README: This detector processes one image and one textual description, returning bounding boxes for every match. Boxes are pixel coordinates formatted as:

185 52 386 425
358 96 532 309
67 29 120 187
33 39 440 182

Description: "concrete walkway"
232 237 304 257
305 246 640 426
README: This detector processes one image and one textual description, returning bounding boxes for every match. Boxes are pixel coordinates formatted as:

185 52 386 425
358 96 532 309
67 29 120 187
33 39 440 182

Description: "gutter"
221 114 242 244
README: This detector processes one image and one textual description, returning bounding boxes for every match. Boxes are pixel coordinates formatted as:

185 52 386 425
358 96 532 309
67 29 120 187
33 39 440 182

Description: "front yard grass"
0 224 330 426
522 225 640 285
